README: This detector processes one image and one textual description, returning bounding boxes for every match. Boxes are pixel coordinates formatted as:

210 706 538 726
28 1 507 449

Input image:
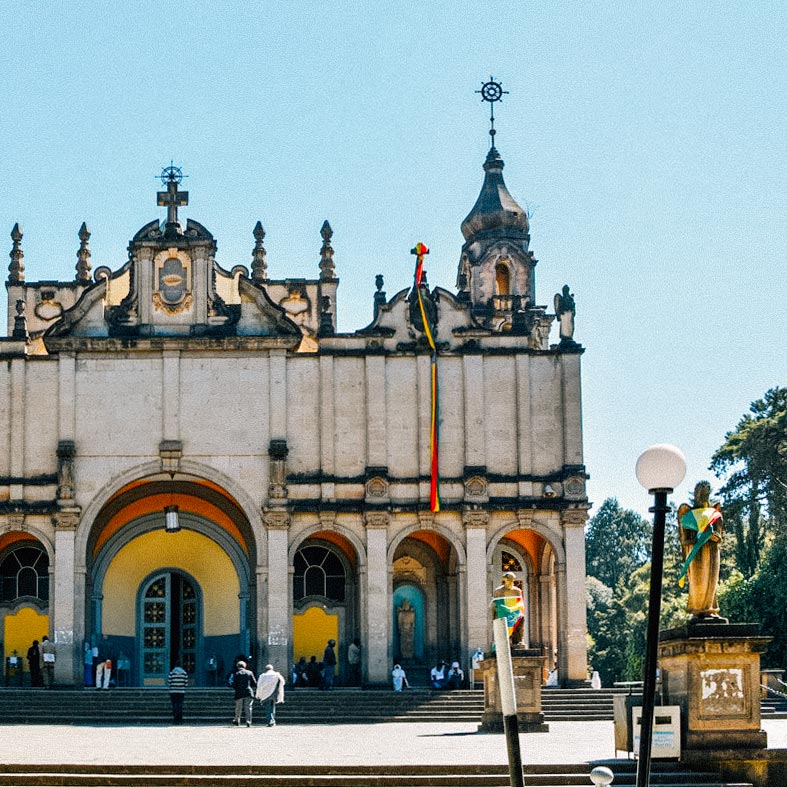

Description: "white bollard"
589 765 614 785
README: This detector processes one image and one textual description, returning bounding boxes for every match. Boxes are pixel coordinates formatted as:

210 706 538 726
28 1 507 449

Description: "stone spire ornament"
76 222 92 285
319 220 335 280
8 223 24 283
251 221 267 284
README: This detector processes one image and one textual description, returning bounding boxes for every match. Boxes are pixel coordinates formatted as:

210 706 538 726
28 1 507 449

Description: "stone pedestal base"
659 623 771 752
478 649 548 732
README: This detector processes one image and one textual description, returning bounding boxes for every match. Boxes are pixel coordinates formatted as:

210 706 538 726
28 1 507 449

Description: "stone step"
0 764 749 787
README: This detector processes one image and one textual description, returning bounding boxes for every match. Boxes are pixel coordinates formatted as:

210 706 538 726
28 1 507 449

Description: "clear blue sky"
2 1 785 516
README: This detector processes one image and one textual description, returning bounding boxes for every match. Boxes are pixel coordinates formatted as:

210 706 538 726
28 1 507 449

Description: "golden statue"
677 481 726 622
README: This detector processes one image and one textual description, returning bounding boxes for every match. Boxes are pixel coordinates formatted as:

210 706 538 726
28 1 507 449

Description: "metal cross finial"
476 76 509 148
156 162 189 234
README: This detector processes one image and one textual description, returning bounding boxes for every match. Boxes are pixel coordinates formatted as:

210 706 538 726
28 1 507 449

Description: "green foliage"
585 498 652 590
718 540 787 667
586 501 690 684
711 386 787 574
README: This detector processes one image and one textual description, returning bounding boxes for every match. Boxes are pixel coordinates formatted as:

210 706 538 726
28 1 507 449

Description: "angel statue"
677 481 727 623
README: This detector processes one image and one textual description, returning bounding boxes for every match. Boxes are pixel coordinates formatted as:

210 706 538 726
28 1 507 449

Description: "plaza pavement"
2 720 787 767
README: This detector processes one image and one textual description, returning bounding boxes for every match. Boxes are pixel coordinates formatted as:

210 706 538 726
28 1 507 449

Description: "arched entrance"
392 530 461 670
0 534 50 683
291 533 358 685
490 528 559 674
86 476 256 686
138 571 201 684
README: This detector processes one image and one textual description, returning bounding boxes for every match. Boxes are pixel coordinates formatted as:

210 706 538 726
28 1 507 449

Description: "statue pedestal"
479 648 548 732
658 623 771 751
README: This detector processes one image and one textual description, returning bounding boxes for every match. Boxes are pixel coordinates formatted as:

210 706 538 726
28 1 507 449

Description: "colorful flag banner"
678 506 722 587
411 243 440 512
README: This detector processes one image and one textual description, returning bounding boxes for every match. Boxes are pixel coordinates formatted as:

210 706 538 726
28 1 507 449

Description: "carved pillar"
263 509 290 671
561 509 589 685
52 509 80 685
56 441 76 504
364 512 389 685
463 509 489 655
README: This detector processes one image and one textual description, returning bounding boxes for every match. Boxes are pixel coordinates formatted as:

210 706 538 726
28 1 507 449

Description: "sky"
1 1 785 517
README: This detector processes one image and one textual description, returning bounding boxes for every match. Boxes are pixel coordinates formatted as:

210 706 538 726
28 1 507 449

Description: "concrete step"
0 763 750 787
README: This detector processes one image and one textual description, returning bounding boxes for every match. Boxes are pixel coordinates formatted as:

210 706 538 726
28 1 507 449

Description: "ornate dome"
460 147 529 242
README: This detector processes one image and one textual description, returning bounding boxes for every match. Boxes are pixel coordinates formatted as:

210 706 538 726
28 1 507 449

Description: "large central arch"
81 471 258 686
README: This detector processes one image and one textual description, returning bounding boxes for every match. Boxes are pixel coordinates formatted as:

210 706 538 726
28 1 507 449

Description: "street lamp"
634 444 686 787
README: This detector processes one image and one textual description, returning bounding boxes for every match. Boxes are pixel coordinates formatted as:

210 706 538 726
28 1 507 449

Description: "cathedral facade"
0 146 589 687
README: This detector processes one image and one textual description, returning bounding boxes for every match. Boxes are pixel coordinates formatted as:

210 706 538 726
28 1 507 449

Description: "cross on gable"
157 179 189 229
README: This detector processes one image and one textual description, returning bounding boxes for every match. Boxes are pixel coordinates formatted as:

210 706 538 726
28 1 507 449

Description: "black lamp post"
634 444 686 787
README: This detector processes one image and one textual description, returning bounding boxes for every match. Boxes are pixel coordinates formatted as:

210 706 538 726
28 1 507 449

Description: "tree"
585 498 652 590
711 386 787 575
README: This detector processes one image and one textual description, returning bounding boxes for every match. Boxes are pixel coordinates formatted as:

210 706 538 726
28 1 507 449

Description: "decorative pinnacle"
319 220 335 280
8 223 24 283
476 76 509 148
251 221 267 284
76 222 92 285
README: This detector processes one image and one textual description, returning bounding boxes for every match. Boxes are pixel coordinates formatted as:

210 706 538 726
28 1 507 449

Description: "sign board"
632 705 681 759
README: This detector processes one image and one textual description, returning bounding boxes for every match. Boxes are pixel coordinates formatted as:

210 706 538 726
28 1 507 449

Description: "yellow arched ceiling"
92 478 249 557
101 528 239 638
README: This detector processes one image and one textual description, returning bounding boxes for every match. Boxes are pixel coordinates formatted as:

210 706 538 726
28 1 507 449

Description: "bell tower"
457 78 538 332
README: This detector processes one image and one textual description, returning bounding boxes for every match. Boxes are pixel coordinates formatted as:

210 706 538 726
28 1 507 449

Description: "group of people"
391 659 465 692
83 635 128 689
25 636 56 688
226 659 286 727
291 638 356 690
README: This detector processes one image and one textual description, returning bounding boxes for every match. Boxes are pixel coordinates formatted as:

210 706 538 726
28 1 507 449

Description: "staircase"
0 762 753 787
0 686 780 724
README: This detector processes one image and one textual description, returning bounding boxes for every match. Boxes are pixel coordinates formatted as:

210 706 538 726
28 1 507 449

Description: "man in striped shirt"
168 662 189 723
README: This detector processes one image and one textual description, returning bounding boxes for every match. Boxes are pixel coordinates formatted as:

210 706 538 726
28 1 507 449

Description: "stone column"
539 575 555 665
263 510 290 671
562 510 589 685
365 513 389 685
464 511 488 656
52 509 80 685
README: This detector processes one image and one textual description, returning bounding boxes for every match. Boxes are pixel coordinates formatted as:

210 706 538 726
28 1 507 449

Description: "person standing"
321 639 336 690
40 636 56 688
347 638 361 686
168 662 189 724
255 664 285 727
27 640 42 687
83 642 95 687
230 660 257 727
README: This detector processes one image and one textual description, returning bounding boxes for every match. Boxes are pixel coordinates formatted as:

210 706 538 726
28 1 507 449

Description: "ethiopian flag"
492 596 525 639
678 507 722 588
411 243 440 512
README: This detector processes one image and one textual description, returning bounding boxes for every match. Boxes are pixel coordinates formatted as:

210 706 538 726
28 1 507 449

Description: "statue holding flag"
491 572 526 646
677 481 726 623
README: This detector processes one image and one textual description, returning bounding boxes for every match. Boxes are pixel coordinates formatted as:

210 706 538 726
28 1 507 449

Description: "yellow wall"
293 607 338 670
101 529 239 636
3 608 49 671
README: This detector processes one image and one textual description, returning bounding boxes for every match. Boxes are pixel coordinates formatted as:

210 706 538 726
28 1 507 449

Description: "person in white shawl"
256 664 285 726
391 664 408 692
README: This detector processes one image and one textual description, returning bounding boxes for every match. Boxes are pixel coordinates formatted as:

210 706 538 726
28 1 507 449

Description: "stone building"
0 145 589 687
